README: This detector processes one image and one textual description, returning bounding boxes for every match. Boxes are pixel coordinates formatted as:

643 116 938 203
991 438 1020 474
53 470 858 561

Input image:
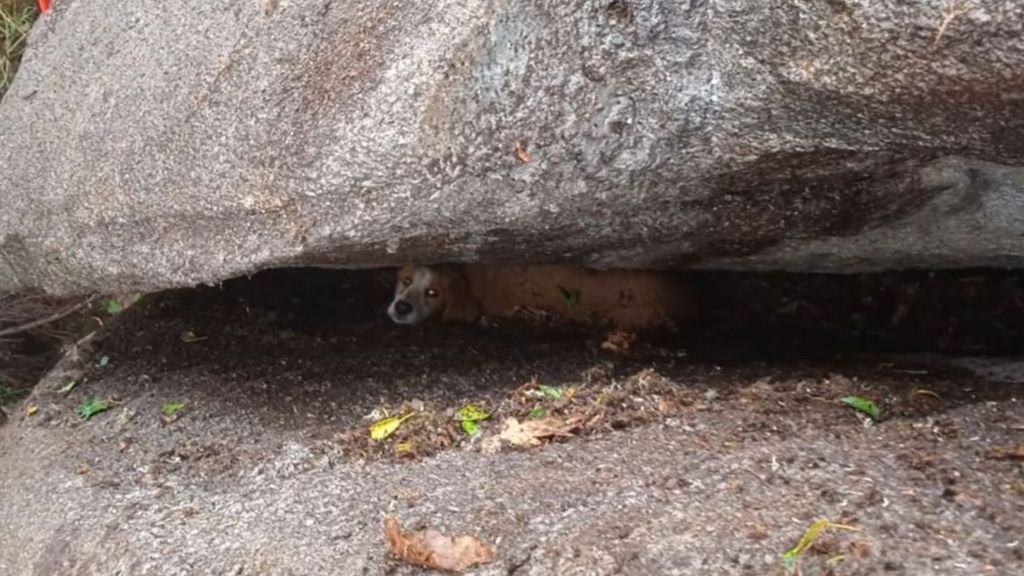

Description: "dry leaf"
513 140 531 163
601 329 637 354
25 404 39 417
911 388 942 401
499 416 583 447
383 516 496 573
180 330 207 343
479 435 503 455
985 443 1024 461
394 441 416 457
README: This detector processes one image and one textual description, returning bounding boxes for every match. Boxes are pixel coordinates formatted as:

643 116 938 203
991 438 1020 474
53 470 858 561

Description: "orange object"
39 0 51 13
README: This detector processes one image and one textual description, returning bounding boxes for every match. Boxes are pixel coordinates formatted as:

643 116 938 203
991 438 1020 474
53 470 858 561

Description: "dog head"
388 266 478 325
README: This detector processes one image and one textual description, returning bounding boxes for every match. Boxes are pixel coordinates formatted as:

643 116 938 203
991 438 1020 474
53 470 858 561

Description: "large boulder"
1 0 1023 295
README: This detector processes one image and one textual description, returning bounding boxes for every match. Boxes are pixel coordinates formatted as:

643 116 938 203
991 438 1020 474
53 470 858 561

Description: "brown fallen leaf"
601 329 636 354
499 415 584 447
513 140 531 163
383 516 496 573
985 443 1024 461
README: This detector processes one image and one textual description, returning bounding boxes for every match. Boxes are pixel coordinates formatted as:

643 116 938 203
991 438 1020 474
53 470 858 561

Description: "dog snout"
393 300 413 317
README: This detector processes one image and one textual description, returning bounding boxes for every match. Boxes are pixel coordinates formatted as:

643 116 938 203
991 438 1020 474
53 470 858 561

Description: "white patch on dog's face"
388 267 445 325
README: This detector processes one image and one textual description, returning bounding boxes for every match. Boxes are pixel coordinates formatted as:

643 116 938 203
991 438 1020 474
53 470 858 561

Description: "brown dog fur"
391 264 692 331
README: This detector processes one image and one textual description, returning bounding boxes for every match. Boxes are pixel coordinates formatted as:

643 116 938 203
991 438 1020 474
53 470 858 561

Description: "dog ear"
441 270 480 323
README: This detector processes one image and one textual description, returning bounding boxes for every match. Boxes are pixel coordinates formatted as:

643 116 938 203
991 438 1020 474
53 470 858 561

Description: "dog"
388 264 692 330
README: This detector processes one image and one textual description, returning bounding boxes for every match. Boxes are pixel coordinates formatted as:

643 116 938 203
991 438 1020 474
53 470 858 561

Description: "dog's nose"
393 300 413 317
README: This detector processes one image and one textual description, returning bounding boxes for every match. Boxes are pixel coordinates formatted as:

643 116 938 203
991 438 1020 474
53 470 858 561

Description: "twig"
0 295 98 337
742 468 770 487
933 1 970 47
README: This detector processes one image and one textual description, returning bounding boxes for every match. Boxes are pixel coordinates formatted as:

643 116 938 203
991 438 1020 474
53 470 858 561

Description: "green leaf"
161 401 185 417
57 380 79 395
105 299 124 315
456 404 489 436
457 404 490 422
369 413 413 441
104 293 143 316
538 384 563 399
840 396 880 421
781 518 861 570
556 285 581 307
782 518 829 566
77 398 110 421
98 356 110 368
461 420 480 437
528 407 546 420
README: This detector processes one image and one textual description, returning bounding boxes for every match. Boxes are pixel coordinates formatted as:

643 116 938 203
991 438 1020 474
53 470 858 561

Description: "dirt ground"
1 269 1022 575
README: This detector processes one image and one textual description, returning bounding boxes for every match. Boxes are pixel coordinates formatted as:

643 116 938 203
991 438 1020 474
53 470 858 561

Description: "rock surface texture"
2 0 1024 294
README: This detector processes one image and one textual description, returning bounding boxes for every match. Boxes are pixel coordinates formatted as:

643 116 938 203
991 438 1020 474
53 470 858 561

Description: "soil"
0 269 1022 575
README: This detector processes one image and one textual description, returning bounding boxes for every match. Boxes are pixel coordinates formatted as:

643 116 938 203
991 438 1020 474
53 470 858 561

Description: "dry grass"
0 0 37 98
0 291 87 400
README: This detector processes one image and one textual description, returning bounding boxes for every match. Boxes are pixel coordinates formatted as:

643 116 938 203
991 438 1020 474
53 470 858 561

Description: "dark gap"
144 266 1024 360
45 265 1022 450
689 269 1024 359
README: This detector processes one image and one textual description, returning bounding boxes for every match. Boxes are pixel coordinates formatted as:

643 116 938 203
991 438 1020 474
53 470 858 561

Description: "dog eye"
402 278 412 287
425 288 439 298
